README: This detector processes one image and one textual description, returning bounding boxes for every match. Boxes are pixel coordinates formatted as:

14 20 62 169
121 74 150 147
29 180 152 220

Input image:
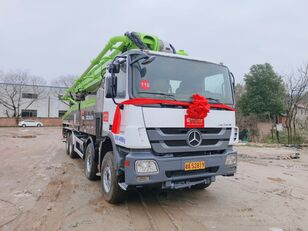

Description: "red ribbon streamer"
111 94 235 134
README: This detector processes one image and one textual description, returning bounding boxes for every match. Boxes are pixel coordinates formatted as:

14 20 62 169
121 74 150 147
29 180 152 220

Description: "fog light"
225 154 237 165
137 176 150 182
135 160 159 174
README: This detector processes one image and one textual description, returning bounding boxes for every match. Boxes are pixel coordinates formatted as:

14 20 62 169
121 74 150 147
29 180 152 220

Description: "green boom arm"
62 32 187 103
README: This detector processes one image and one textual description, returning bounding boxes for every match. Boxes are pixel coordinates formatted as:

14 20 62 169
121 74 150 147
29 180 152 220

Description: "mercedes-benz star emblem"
186 129 202 147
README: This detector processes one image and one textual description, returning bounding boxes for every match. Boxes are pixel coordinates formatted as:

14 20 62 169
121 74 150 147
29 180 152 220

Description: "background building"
295 104 308 129
0 83 68 119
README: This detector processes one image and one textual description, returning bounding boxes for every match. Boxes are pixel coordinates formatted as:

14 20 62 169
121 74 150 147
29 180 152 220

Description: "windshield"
131 54 234 105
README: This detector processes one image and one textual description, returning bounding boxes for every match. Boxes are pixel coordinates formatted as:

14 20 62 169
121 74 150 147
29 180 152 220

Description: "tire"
101 151 125 203
37 124 41 127
22 124 26 127
65 134 70 155
68 134 78 159
191 182 211 190
84 142 98 181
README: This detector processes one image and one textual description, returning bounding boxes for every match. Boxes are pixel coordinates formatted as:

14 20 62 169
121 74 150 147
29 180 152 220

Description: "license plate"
184 161 205 171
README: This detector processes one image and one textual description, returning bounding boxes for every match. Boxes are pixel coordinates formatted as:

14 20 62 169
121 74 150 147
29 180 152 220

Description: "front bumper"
123 149 237 189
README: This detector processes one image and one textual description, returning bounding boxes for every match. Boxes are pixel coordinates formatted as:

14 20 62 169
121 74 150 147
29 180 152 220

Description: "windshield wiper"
207 97 222 104
139 91 176 101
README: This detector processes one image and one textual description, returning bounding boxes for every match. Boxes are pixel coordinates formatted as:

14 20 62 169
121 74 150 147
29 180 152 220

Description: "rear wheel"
68 134 78 159
101 151 125 203
84 142 98 181
191 182 211 190
37 124 41 127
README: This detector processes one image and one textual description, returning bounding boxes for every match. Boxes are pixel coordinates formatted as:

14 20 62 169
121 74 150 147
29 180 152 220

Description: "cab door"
102 58 128 134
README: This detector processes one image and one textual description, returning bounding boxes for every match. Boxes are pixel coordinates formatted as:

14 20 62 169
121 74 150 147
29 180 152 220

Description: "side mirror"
105 75 117 98
108 63 120 74
134 62 147 77
230 72 235 94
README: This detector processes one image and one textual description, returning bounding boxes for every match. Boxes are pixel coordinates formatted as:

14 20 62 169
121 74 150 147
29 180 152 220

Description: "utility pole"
48 96 50 117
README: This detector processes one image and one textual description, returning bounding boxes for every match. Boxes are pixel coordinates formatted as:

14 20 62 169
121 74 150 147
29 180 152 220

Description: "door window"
116 62 127 98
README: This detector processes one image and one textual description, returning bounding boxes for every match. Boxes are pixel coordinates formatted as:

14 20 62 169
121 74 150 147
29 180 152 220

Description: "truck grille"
146 127 231 154
165 166 219 178
172 150 225 157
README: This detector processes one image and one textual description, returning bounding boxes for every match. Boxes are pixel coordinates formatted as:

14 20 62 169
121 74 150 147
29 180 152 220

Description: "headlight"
135 160 159 174
225 154 237 165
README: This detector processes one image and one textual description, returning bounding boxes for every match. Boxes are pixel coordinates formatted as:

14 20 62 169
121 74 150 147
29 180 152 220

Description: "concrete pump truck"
62 32 239 203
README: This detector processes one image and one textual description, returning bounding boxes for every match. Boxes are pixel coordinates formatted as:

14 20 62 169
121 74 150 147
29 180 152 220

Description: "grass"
264 131 305 145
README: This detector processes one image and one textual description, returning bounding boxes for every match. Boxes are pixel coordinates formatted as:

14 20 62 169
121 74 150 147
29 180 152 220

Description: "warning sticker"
103 112 109 122
81 110 85 120
139 80 150 90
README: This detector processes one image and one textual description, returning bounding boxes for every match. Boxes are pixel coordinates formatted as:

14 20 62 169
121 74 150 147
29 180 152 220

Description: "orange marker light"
124 160 130 167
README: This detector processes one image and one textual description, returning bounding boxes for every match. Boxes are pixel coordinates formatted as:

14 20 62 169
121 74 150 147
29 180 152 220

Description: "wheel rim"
103 165 112 193
86 148 92 173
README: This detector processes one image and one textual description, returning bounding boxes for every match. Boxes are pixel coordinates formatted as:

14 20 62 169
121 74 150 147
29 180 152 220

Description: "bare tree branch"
284 64 308 144
0 70 47 117
50 75 76 106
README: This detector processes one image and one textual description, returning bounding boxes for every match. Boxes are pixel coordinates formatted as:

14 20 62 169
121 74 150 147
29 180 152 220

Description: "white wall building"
295 104 308 119
0 83 69 118
295 104 308 129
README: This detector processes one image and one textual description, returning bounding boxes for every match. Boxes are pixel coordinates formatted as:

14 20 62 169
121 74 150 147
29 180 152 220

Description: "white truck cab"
63 39 238 204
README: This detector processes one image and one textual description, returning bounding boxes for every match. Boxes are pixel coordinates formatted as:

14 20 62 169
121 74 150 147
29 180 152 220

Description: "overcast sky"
0 0 307 83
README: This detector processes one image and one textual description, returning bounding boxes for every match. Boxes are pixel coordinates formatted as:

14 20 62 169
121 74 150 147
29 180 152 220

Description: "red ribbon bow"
187 94 210 119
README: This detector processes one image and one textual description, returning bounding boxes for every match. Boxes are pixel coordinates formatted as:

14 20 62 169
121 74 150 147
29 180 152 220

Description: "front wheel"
101 151 125 204
84 142 98 181
37 124 41 127
22 124 26 127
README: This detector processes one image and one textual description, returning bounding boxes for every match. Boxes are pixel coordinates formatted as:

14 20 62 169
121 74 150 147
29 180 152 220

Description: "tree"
284 64 308 144
234 83 245 103
238 63 286 142
50 75 77 106
0 70 46 117
50 74 76 88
